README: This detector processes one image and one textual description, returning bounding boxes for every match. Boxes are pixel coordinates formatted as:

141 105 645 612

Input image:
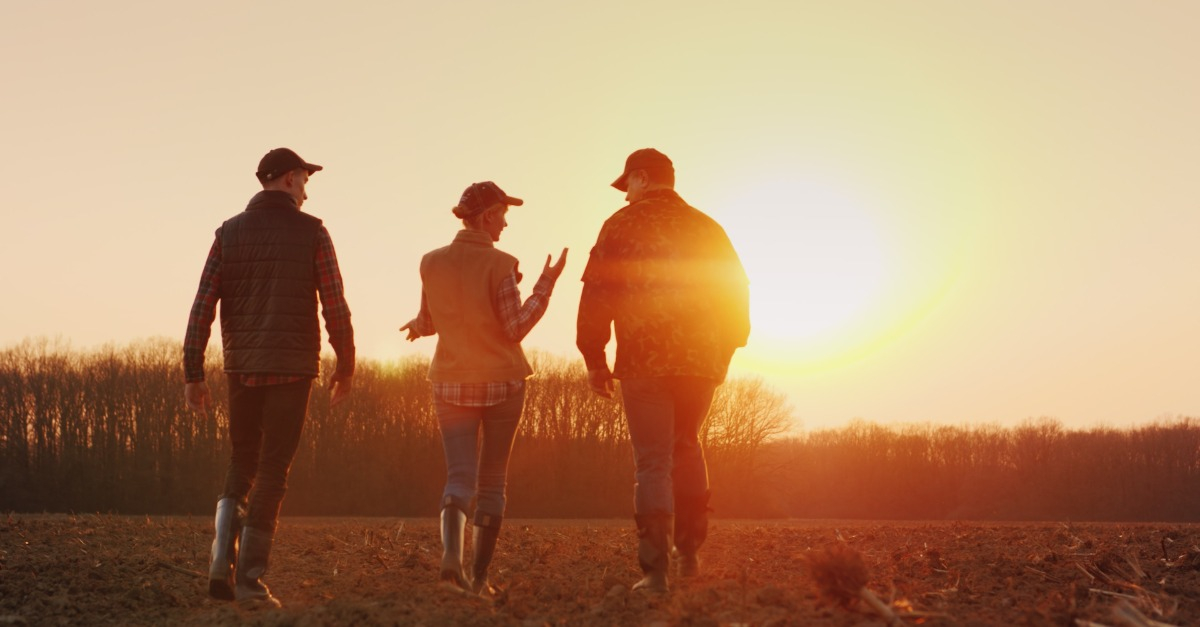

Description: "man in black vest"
183 147 355 607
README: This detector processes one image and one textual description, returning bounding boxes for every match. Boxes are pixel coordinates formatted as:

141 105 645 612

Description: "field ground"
1 515 1198 626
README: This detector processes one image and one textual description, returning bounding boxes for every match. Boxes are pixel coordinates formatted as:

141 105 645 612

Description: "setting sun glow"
716 173 902 374
3 1 1198 429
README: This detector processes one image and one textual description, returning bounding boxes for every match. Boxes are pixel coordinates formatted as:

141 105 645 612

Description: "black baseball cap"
611 148 673 192
456 181 524 216
256 148 323 183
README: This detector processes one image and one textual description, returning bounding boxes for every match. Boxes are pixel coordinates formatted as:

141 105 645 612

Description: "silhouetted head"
612 148 674 203
256 148 322 208
452 181 523 242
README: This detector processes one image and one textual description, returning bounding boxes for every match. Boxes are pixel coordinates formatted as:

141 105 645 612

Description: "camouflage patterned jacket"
577 188 750 381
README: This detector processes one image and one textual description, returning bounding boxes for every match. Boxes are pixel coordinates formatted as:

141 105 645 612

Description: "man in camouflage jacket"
577 148 750 593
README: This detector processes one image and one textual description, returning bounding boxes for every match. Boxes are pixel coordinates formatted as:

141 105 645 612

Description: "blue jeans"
620 376 717 516
435 387 526 521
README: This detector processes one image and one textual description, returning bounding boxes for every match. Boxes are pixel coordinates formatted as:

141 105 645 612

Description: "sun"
711 173 898 373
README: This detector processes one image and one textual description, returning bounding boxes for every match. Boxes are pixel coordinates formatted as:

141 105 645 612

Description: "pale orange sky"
3 1 1198 430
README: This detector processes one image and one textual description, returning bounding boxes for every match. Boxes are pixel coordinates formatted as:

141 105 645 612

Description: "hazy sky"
3 1 1198 431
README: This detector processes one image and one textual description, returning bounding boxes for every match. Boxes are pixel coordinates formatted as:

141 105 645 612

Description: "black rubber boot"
674 491 710 578
440 506 468 589
235 526 281 608
469 512 502 595
207 497 243 600
632 513 673 594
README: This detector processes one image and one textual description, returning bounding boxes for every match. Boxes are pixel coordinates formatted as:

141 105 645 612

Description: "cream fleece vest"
421 229 534 383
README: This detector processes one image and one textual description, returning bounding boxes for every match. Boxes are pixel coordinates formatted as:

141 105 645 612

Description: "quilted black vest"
219 191 323 376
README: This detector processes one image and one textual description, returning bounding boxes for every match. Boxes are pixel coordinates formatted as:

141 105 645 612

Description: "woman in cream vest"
401 181 567 594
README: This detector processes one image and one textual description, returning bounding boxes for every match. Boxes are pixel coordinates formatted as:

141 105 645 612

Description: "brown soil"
2 515 1197 626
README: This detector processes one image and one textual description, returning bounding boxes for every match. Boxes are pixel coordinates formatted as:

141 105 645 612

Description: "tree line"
765 417 1200 521
0 339 787 518
1 339 1197 521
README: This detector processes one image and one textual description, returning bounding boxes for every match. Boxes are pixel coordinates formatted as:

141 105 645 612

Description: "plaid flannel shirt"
407 271 556 407
184 225 355 386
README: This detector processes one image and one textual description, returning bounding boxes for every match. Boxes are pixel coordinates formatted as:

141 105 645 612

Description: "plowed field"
2 515 1197 625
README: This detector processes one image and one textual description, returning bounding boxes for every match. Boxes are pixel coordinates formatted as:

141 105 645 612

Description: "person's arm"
575 280 615 373
727 272 751 349
400 291 436 340
714 228 751 349
184 238 221 381
183 236 221 415
496 250 568 342
315 227 355 404
577 279 618 398
577 242 617 398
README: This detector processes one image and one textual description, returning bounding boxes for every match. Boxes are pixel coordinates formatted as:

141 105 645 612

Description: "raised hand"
543 248 568 280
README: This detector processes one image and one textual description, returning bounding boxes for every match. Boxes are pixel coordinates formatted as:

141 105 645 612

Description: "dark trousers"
221 376 312 533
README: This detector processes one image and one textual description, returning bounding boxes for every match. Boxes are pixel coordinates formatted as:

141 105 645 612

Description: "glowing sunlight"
716 173 898 374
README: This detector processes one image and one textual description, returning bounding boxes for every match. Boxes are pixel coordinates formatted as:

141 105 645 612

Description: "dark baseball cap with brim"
256 147 323 183
457 181 524 216
611 148 673 192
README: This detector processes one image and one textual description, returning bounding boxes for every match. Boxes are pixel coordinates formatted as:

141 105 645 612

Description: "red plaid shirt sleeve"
315 226 355 379
183 237 221 382
497 271 557 342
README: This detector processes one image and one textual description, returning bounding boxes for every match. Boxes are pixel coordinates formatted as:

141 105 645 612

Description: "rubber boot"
469 513 502 595
439 506 468 589
674 491 710 578
235 526 281 608
632 513 672 594
208 498 241 600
